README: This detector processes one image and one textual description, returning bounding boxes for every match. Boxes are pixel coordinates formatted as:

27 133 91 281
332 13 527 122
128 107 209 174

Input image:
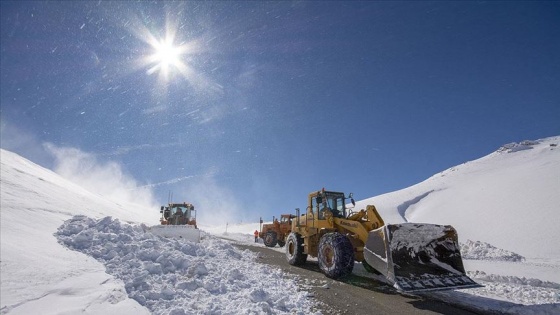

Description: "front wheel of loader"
286 232 307 266
318 233 354 279
264 231 278 247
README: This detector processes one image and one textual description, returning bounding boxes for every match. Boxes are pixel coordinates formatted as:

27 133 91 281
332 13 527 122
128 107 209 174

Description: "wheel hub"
322 245 334 268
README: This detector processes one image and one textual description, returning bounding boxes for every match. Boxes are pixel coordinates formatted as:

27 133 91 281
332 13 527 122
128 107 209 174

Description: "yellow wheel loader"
285 189 480 292
149 202 201 243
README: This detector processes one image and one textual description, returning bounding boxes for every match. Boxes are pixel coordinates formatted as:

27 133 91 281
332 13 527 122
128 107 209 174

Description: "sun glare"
155 39 180 67
148 38 183 79
130 16 201 86
142 30 195 83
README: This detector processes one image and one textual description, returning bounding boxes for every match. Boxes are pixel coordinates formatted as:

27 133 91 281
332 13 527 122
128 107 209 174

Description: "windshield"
169 206 193 218
324 193 346 218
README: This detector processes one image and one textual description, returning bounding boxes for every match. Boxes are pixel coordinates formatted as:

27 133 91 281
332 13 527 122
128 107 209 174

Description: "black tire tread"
317 232 354 279
286 232 307 266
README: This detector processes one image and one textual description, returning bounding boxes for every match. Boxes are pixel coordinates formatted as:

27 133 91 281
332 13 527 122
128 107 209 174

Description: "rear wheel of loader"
286 232 307 266
318 233 354 279
264 231 278 247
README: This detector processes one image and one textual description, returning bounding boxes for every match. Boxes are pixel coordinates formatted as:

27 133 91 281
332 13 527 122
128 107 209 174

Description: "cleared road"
232 243 490 315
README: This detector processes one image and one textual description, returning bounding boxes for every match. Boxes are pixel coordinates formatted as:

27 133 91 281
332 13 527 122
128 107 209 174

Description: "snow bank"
55 215 317 315
461 240 525 262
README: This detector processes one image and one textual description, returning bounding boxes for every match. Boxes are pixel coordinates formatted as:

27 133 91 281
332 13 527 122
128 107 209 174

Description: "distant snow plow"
149 202 201 243
364 223 479 292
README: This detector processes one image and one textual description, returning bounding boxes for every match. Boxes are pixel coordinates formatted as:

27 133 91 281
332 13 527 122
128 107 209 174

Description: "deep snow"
1 136 559 314
54 216 315 315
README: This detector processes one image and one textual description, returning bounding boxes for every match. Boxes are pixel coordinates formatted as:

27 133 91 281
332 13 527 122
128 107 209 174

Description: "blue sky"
1 1 559 223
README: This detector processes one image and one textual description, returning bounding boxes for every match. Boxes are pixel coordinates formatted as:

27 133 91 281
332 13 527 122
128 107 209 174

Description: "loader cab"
280 214 295 225
160 203 196 226
311 190 348 219
172 204 194 218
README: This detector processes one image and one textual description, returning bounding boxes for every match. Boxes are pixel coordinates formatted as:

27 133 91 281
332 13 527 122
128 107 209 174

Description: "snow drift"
54 215 314 315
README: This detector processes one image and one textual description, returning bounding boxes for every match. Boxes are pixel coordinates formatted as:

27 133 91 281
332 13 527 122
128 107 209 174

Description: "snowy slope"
0 149 154 314
355 136 560 260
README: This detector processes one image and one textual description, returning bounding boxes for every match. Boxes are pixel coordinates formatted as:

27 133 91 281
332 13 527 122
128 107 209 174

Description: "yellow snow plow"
149 202 201 243
286 189 480 292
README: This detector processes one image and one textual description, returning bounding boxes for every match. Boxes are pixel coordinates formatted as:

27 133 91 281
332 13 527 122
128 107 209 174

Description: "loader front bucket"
363 223 480 292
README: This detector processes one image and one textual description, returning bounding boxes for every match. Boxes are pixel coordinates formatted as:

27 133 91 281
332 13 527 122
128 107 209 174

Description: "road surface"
232 242 491 315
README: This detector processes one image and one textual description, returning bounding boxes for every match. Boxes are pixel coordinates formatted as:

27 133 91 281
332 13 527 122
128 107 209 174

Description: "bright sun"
154 39 181 67
147 37 183 79
132 19 199 85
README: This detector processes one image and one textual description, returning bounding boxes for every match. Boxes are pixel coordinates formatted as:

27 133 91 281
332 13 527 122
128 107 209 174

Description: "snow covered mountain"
356 137 560 260
1 136 559 314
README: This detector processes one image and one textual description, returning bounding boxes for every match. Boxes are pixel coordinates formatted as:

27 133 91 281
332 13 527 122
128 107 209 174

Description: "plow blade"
363 223 480 293
149 225 201 243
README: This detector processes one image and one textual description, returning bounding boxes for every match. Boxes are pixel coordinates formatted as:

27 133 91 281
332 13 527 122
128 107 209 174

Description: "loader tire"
286 232 307 266
318 233 354 279
277 239 286 247
264 231 278 247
